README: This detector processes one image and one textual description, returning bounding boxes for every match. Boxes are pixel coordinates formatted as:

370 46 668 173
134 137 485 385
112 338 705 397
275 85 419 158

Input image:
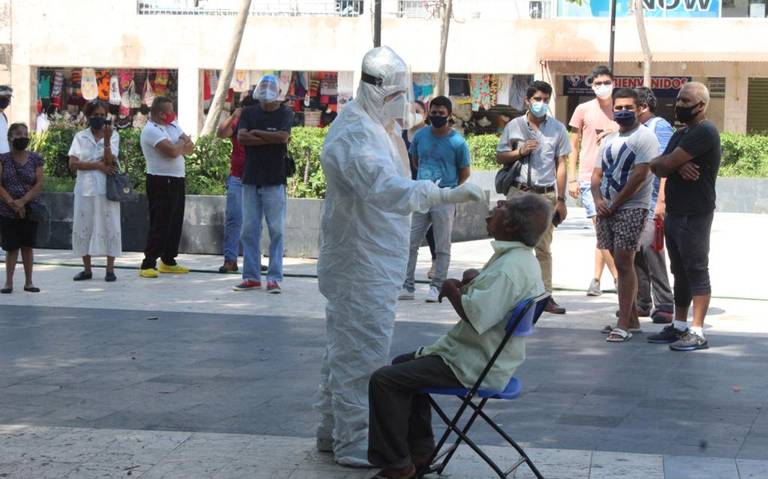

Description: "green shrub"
287 127 328 199
720 132 768 177
467 134 500 171
30 125 78 179
42 176 76 193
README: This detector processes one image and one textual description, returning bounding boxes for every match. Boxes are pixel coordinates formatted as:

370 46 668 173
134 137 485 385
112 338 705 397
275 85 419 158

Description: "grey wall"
468 171 768 214
30 192 491 259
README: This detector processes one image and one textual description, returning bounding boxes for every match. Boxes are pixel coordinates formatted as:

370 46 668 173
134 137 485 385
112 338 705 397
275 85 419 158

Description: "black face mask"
12 137 30 151
429 114 448 128
675 102 701 123
89 117 107 130
0 97 10 109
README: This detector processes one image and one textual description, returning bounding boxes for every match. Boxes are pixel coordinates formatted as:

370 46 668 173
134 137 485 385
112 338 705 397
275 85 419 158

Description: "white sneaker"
398 289 415 300
425 286 440 303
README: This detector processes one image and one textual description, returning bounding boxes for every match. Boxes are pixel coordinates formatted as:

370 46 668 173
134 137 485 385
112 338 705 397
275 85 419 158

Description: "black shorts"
0 216 38 251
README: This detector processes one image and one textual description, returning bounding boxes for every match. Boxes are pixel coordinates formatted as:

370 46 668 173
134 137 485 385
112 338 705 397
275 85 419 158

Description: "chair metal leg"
433 397 489 473
466 401 545 479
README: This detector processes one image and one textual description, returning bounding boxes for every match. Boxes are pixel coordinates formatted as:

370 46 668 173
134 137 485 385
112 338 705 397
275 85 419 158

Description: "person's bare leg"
613 249 637 331
591 217 605 283
4 249 18 289
82 255 92 274
691 294 710 329
602 248 619 281
106 256 115 274
629 299 641 330
20 247 34 288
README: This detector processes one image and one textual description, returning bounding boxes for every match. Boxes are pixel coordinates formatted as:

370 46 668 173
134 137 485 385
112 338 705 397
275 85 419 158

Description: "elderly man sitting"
367 193 552 479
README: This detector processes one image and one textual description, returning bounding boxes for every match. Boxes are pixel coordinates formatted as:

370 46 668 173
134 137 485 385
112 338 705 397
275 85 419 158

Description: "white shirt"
68 128 121 196
0 112 9 154
36 114 51 132
140 120 186 178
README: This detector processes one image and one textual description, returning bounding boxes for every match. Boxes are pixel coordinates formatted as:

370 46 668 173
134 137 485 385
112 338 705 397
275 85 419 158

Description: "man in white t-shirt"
138 96 195 278
591 88 659 343
0 85 13 154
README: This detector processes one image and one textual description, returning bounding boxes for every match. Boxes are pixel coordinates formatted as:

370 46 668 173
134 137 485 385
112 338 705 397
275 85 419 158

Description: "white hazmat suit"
315 46 484 466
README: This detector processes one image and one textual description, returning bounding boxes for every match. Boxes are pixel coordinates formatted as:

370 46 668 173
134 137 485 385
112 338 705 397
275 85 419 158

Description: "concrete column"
9 63 33 126
177 65 201 137
724 63 748 134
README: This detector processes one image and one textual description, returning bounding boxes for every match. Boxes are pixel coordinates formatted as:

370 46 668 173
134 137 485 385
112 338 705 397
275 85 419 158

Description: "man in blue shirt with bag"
399 96 471 303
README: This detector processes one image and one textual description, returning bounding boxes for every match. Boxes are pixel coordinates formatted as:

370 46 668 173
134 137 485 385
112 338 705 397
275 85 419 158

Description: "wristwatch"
557 196 566 203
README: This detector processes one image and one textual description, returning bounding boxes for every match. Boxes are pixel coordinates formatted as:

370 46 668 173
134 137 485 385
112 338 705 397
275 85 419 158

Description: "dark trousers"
142 174 185 269
634 219 674 313
665 212 714 308
368 352 462 469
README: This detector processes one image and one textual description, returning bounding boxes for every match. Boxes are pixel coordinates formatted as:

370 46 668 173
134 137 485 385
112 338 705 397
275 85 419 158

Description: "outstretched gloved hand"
439 183 484 204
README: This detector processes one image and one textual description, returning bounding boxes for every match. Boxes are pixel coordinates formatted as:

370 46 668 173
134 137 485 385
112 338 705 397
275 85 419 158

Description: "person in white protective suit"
314 46 485 467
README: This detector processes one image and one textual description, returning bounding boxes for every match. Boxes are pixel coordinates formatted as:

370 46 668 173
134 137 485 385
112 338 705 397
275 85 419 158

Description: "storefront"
34 67 178 131
201 69 353 128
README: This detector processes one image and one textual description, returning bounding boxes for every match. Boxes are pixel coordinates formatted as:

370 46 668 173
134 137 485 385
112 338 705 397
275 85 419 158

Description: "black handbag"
106 161 134 202
494 117 534 195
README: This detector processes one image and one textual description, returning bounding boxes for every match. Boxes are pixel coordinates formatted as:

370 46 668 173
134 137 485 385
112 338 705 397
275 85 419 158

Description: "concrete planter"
32 191 491 258
468 170 768 214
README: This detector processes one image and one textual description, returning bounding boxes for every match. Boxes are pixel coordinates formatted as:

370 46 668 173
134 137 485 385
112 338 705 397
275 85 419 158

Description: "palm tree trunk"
634 0 652 87
436 0 453 96
201 0 253 136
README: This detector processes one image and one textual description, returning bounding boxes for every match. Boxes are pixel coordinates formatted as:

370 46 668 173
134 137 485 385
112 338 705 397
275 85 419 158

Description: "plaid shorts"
596 208 648 251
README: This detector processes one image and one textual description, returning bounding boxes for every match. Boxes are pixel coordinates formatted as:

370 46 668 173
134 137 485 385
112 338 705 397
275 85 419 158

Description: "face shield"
356 47 414 127
254 75 279 103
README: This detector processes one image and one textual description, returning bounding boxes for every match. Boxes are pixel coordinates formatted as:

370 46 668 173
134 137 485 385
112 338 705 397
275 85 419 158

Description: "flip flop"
606 327 632 343
601 324 642 334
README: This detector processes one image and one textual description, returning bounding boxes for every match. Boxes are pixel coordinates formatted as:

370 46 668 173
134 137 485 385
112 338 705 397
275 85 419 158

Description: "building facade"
0 0 766 135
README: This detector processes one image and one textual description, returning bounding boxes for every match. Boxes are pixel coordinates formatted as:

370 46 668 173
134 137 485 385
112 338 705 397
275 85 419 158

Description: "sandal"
24 286 41 293
73 271 93 281
606 327 633 342
601 324 642 334
1 287 11 294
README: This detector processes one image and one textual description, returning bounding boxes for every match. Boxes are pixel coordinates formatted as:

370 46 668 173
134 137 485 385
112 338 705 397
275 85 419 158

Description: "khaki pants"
506 186 556 292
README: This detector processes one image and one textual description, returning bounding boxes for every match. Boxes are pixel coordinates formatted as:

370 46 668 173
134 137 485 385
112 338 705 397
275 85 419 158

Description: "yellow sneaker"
139 268 159 278
158 261 190 274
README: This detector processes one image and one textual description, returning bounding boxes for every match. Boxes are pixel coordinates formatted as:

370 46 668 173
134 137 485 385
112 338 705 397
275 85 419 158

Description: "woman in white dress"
68 100 122 282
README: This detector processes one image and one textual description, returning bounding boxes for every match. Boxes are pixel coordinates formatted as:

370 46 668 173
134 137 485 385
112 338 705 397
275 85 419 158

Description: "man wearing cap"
235 76 294 294
0 86 13 154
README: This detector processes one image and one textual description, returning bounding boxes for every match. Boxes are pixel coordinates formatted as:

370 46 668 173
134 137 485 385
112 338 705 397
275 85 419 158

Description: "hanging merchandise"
469 74 492 112
496 74 512 106
510 75 530 111
143 77 155 107
133 111 148 129
319 73 338 96
337 71 354 111
487 75 499 110
129 80 142 109
51 71 64 98
413 73 435 101
37 72 52 99
68 69 83 106
231 70 249 92
80 68 99 101
109 75 121 105
97 70 111 101
153 69 169 96
203 71 213 110
118 69 133 93
209 70 219 95
278 71 292 100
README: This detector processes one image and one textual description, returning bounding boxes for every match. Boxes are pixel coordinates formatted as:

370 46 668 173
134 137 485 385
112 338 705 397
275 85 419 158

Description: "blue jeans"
223 175 242 262
241 183 286 282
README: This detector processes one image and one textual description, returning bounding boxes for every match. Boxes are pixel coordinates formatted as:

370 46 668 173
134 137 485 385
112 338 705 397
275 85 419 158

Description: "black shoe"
1 287 11 294
73 271 93 281
647 325 686 344
105 271 117 282
544 297 566 314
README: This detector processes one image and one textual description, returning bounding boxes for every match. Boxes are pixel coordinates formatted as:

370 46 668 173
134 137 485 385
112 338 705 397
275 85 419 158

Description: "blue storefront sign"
563 75 693 97
558 0 720 18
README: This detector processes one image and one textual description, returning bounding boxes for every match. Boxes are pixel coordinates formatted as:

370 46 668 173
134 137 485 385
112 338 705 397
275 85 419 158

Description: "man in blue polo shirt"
399 96 471 303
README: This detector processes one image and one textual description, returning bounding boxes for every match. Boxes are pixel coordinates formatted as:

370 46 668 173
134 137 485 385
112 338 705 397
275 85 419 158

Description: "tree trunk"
436 0 453 96
634 0 652 87
200 0 253 136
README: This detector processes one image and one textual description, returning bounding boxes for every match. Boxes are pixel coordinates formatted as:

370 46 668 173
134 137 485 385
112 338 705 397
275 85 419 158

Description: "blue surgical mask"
614 109 636 127
530 101 548 118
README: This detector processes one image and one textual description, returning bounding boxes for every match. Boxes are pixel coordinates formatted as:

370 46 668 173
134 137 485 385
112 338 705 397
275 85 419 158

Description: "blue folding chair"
417 293 550 479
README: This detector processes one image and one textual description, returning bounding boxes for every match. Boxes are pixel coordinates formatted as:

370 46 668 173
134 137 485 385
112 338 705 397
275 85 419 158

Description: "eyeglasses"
592 81 613 86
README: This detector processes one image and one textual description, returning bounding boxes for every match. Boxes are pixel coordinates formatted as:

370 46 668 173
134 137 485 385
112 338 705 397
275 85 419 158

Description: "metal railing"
137 0 364 17
386 0 553 20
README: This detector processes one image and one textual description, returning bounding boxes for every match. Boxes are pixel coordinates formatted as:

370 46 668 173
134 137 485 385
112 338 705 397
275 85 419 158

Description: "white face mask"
593 84 613 99
412 113 424 125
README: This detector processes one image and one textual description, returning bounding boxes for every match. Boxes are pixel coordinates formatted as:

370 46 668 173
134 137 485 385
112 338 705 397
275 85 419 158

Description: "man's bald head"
680 82 710 111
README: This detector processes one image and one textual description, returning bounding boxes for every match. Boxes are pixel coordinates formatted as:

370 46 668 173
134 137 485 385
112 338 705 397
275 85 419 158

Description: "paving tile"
589 451 664 479
736 459 768 479
663 455 739 479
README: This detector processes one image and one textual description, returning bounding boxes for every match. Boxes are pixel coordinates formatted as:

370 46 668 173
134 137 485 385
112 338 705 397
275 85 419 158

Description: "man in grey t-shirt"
591 88 659 343
496 80 571 314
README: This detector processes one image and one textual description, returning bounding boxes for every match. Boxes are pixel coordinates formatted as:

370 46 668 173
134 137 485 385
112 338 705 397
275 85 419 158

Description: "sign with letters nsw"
558 0 720 18
563 76 693 97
